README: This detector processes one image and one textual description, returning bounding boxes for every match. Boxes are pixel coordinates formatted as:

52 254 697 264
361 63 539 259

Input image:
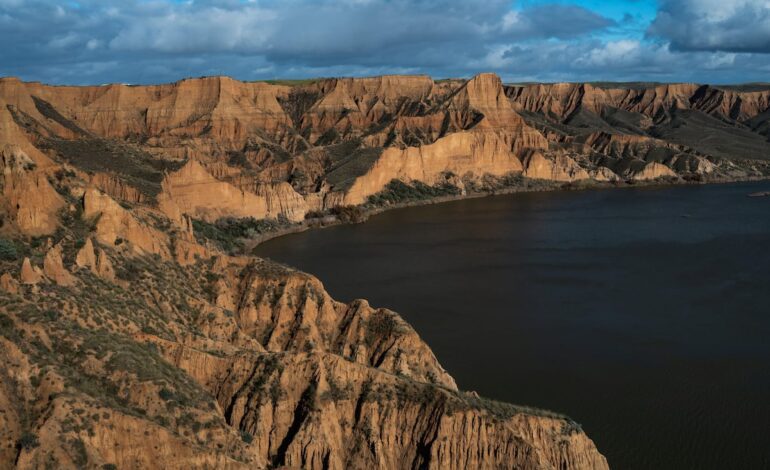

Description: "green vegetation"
70 438 88 467
365 311 403 347
321 375 350 402
17 432 39 450
0 238 19 260
192 216 292 253
277 88 321 128
240 430 254 444
366 179 461 207
331 206 367 224
324 143 384 190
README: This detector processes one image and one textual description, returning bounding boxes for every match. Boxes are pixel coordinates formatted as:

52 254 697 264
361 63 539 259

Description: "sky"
1 0 770 85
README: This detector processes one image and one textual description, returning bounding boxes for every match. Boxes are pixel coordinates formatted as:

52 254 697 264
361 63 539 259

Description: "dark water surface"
254 182 770 469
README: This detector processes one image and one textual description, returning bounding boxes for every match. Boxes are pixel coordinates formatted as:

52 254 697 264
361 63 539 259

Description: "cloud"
0 0 768 85
110 5 277 53
0 0 619 84
648 0 770 53
501 4 614 39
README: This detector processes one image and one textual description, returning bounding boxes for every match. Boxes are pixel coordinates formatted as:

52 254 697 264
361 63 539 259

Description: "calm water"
254 182 770 469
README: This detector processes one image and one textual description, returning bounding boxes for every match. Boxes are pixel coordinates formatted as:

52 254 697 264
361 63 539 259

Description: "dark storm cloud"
648 0 770 53
0 0 615 83
1 0 769 85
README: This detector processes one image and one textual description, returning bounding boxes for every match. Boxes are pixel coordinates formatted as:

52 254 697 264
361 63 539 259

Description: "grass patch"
325 144 383 190
365 179 460 207
193 216 292 253
0 238 19 260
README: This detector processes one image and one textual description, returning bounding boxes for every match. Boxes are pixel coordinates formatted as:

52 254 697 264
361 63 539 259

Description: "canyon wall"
4 72 770 469
4 73 769 237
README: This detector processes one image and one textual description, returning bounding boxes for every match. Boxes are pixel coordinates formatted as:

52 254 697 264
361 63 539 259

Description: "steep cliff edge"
0 232 608 469
2 74 769 238
0 132 608 468
2 73 770 468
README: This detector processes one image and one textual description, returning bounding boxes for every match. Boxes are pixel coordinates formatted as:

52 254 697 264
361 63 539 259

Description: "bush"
330 206 367 224
321 376 349 402
365 311 400 346
366 179 460 207
0 238 18 260
193 216 291 253
240 430 254 444
116 259 142 281
17 432 39 450
71 438 88 467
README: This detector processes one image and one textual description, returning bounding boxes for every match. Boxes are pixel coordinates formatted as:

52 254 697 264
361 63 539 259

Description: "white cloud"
649 0 770 53
110 6 277 53
2 0 770 85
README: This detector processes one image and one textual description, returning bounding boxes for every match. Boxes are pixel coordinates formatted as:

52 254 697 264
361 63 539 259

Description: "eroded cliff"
0 180 608 468
2 73 770 468
3 73 768 239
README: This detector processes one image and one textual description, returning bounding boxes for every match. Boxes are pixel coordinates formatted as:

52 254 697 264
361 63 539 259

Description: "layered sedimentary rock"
83 188 170 257
524 152 590 182
343 131 525 205
158 160 269 222
0 244 608 470
1 145 64 236
507 82 770 165
2 73 769 239
0 71 616 465
2 73 770 468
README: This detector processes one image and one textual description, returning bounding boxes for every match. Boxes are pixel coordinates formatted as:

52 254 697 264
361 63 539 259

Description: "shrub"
193 216 291 253
330 206 366 224
240 430 254 444
0 238 18 260
366 179 460 207
321 376 349 402
365 311 400 346
116 258 142 281
17 432 39 450
43 310 59 321
71 438 88 467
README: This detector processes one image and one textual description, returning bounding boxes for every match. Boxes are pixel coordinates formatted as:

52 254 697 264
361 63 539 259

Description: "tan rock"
75 238 97 269
343 131 525 205
1 145 65 236
95 248 115 281
632 162 677 180
592 166 621 182
0 273 18 294
174 238 209 266
89 172 146 204
255 182 308 222
671 154 716 174
83 188 170 258
524 152 590 182
43 243 76 286
158 160 269 222
19 257 44 285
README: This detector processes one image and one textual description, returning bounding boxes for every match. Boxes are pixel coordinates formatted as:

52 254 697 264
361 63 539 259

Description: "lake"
254 181 770 469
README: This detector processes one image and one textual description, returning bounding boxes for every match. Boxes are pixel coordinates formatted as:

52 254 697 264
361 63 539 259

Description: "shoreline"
246 174 770 250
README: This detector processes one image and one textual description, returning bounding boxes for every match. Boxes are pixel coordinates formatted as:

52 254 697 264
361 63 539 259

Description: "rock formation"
2 72 770 469
5 72 764 237
43 242 76 286
19 257 44 284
